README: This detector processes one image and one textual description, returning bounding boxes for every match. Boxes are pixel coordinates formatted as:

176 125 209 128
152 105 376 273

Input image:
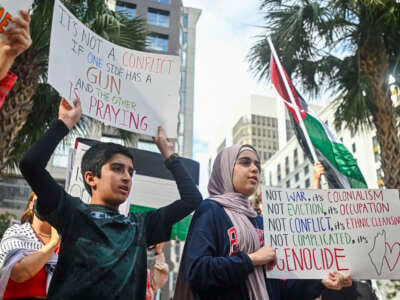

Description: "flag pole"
267 36 328 187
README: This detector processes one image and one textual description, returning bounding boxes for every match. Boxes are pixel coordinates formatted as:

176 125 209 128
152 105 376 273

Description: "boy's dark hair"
81 143 134 195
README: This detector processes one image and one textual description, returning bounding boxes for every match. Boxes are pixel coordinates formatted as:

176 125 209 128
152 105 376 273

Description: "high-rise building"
210 94 295 183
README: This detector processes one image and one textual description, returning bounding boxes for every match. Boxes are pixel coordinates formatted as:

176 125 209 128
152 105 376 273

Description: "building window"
147 33 168 52
305 178 310 188
52 144 70 168
304 165 309 175
352 143 356 153
182 31 188 47
137 140 159 153
180 70 186 90
285 156 290 175
148 8 170 27
286 180 290 188
183 13 189 28
295 173 299 182
115 1 136 20
152 0 170 4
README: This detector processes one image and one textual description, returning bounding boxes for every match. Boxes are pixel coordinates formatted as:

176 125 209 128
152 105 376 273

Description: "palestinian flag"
270 54 367 188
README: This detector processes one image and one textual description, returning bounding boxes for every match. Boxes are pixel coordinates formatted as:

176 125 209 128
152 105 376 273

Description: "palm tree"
0 0 147 171
248 0 400 189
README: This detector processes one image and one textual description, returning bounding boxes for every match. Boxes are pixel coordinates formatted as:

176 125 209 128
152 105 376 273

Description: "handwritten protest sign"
0 0 33 33
262 187 400 279
48 0 180 137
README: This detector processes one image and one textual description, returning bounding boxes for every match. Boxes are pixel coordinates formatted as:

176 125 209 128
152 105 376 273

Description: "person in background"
146 242 169 300
312 161 325 189
0 192 59 299
251 190 263 216
175 144 352 300
312 162 380 300
0 10 32 108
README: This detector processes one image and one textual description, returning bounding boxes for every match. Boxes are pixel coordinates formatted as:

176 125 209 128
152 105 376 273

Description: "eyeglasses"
236 157 261 172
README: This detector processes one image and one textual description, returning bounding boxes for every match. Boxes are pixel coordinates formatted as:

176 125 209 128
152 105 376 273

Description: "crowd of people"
0 9 380 300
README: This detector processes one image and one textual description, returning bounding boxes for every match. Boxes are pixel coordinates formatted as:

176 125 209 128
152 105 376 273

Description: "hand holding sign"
0 10 32 79
58 97 82 130
154 126 174 160
322 271 352 290
248 245 277 267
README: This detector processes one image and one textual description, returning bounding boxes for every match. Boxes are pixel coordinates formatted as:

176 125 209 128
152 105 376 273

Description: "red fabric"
270 55 306 123
146 269 154 300
0 71 17 109
3 267 47 299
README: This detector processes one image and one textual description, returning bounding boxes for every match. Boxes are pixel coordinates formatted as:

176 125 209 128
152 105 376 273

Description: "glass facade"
152 0 170 3
183 13 188 28
52 143 71 168
148 8 170 27
147 33 169 52
115 1 136 20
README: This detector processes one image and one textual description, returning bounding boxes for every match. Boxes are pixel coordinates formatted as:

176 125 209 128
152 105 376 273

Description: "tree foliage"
248 0 400 189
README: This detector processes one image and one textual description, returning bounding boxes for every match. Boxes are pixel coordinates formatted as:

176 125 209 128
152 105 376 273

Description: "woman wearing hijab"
176 145 351 300
0 192 59 299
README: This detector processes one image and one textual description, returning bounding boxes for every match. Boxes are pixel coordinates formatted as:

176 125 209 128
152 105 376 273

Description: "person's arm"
150 244 169 292
312 162 325 189
10 227 59 283
0 71 17 108
0 10 31 109
19 99 82 219
146 127 202 245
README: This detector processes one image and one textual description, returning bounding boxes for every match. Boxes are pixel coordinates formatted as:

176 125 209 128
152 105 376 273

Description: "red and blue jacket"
181 199 325 300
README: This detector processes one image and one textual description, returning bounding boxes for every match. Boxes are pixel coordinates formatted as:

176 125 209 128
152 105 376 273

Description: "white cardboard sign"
262 187 400 279
48 0 180 137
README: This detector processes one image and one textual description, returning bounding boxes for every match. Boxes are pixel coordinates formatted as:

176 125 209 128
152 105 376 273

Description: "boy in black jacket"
19 98 202 299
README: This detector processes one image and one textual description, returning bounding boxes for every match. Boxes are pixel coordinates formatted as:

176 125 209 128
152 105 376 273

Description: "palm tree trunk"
0 50 38 173
359 37 400 189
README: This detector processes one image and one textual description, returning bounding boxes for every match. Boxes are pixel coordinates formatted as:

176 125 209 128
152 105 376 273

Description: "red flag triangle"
270 55 306 123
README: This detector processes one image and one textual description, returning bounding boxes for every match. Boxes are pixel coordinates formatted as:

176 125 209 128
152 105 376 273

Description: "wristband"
164 153 180 167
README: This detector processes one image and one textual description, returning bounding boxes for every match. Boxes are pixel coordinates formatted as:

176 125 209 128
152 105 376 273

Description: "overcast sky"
182 0 275 195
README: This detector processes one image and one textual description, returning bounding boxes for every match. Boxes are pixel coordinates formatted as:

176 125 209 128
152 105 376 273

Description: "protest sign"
0 0 33 33
262 187 400 279
48 0 180 137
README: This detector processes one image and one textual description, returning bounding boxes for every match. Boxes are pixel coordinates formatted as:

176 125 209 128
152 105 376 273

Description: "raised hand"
58 97 82 130
153 126 174 160
1 10 32 57
0 10 32 79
